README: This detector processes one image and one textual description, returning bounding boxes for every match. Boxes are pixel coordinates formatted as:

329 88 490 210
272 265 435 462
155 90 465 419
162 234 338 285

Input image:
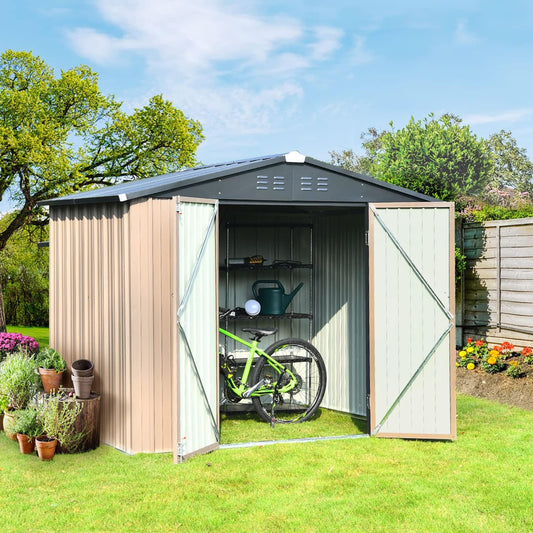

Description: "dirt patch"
456 366 533 411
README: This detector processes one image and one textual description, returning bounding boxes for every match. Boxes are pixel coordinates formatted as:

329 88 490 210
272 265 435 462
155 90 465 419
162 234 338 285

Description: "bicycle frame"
219 327 298 398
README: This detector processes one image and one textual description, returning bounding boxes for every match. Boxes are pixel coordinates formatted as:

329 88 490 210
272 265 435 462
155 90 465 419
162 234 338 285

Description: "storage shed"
43 151 456 461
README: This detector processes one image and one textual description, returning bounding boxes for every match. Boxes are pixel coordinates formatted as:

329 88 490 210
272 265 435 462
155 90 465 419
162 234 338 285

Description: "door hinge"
364 231 369 246
366 394 370 409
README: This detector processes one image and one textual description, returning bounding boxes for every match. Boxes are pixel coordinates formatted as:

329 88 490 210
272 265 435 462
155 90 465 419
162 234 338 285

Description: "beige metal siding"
369 204 455 439
49 198 177 454
312 211 367 416
176 199 219 461
460 218 533 348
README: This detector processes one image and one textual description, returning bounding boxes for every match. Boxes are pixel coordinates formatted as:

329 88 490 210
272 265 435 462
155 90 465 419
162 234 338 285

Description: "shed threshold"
219 433 370 450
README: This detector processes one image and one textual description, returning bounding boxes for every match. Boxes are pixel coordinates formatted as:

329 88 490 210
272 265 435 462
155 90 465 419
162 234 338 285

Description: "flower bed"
457 338 532 379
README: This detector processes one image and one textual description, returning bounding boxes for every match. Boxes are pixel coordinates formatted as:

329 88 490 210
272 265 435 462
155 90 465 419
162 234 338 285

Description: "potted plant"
36 392 85 460
35 348 67 394
0 350 40 440
13 407 43 454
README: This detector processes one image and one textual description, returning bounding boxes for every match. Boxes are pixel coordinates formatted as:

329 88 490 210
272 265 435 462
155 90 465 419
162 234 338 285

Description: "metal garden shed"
43 151 456 462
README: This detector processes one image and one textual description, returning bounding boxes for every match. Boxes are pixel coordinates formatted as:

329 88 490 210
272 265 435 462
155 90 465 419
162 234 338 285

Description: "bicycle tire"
251 338 327 424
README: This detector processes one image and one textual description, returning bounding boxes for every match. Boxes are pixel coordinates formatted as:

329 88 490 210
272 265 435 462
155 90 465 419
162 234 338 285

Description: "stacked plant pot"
71 359 94 399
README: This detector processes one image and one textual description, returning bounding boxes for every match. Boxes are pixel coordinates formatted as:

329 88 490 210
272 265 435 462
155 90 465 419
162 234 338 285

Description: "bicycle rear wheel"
251 338 327 424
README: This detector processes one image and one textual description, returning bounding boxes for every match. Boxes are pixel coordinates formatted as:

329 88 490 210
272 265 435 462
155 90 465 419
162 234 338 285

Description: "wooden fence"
456 217 533 349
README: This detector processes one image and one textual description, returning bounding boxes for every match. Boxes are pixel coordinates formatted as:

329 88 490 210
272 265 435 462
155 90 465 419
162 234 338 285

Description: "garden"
0 331 98 461
455 337 533 412
1 327 532 531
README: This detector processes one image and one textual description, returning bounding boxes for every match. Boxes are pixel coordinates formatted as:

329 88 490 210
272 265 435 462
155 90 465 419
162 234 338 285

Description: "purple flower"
0 332 39 359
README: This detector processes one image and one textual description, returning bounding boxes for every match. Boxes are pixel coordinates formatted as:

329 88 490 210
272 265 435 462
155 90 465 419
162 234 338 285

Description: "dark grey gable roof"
42 151 436 206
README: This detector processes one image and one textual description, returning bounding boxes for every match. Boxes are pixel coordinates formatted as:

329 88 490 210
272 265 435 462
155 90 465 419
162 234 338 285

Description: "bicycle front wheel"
251 338 327 424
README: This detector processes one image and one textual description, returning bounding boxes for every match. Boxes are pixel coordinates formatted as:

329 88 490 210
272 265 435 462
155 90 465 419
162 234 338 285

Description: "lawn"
1 394 532 532
6 325 49 348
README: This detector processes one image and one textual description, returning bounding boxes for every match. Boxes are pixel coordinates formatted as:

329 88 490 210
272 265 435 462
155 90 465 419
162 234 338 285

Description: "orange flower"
487 357 497 365
475 340 484 347
501 341 514 351
522 347 532 356
509 360 518 367
492 345 501 353
467 337 472 343
489 350 500 358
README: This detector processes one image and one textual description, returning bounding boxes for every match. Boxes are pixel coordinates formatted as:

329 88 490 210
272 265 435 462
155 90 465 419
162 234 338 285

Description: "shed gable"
158 161 428 204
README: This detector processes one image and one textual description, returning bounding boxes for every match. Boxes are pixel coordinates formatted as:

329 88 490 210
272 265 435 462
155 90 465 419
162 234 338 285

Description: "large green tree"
0 50 204 331
0 213 48 326
485 130 533 194
330 113 493 201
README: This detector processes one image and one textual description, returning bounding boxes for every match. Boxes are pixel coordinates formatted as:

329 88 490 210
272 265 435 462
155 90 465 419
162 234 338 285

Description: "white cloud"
464 109 533 125
67 0 345 140
309 26 344 61
350 36 374 65
454 19 479 45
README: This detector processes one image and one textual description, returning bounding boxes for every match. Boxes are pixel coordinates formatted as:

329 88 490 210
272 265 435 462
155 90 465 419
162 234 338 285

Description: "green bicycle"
219 307 327 424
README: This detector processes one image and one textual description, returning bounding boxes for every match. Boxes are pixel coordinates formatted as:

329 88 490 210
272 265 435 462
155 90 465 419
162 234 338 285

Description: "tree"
0 50 204 331
331 114 493 201
0 213 49 327
486 130 533 194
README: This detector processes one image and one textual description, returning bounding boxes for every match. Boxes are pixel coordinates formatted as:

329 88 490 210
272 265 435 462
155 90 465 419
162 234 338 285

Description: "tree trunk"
0 279 6 333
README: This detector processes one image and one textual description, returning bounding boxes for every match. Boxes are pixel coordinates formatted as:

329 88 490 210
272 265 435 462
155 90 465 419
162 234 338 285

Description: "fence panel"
458 217 533 349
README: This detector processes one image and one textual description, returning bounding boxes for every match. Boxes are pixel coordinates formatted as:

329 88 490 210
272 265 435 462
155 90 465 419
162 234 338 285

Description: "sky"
2 0 533 210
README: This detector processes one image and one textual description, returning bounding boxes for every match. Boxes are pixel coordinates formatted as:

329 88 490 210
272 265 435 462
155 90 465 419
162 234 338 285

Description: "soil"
455 360 533 411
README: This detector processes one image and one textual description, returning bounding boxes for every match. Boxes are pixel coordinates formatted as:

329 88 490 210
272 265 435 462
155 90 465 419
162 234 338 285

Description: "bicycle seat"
241 327 278 341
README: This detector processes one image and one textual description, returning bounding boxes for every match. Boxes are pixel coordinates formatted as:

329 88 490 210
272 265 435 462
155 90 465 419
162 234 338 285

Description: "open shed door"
369 203 456 439
175 197 219 462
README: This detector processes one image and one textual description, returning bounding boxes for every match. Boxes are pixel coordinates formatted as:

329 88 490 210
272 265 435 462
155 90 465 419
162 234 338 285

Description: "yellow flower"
456 362 460 367
467 362 475 370
487 356 497 365
459 351 467 358
467 347 474 353
510 360 518 366
489 350 499 358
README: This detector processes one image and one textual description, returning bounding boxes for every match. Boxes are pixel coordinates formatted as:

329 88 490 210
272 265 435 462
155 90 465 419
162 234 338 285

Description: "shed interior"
218 204 369 420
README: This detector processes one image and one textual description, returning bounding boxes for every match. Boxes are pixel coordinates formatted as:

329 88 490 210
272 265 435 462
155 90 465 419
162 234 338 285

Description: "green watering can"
252 280 304 315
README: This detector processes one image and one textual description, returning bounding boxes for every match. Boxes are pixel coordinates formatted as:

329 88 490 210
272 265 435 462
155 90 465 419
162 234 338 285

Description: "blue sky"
2 0 533 210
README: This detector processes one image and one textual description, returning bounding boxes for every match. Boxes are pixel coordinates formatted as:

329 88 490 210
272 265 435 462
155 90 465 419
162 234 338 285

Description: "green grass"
6 325 49 348
1 394 532 532
220 407 367 444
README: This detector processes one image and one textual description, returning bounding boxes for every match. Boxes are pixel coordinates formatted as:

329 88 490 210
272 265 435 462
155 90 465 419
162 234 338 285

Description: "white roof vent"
285 151 306 163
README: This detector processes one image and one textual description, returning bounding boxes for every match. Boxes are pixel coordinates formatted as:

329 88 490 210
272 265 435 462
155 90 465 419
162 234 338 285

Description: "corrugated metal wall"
459 217 533 349
312 211 368 416
370 204 454 438
50 198 177 454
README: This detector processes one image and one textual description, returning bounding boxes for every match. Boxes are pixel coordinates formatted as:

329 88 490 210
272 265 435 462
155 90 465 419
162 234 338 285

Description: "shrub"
0 350 40 410
12 407 43 437
38 392 87 453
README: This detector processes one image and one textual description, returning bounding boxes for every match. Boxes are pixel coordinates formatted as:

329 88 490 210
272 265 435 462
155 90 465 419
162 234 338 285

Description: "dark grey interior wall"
218 205 368 416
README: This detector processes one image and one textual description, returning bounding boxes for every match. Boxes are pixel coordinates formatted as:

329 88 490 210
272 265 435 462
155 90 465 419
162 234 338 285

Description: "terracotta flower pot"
35 436 58 461
17 433 35 454
3 410 18 441
39 368 64 394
